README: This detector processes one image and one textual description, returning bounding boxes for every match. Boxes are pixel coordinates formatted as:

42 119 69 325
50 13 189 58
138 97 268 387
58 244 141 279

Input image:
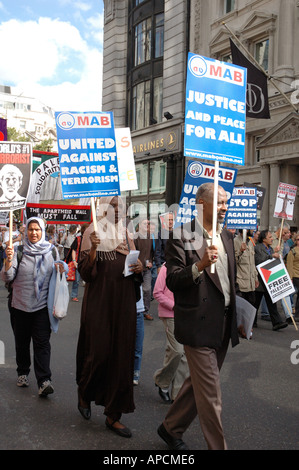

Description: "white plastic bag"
53 267 69 320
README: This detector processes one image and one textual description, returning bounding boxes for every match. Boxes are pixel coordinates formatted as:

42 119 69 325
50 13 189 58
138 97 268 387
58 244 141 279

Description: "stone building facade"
102 0 299 230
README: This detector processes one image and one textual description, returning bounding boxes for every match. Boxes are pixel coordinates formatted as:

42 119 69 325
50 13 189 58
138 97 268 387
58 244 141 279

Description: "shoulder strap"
17 245 23 264
51 246 57 261
7 245 57 294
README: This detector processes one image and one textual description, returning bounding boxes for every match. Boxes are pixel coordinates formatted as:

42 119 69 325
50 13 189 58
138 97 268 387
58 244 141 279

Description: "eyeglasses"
28 228 41 233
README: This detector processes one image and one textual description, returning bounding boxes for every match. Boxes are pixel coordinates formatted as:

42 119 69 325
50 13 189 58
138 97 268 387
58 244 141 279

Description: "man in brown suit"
157 182 244 450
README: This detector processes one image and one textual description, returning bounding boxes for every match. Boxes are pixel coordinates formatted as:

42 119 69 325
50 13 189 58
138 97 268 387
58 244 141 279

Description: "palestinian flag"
260 258 285 284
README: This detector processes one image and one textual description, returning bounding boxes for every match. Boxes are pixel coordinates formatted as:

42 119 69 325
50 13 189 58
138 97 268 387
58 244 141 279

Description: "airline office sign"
184 53 247 166
55 111 120 199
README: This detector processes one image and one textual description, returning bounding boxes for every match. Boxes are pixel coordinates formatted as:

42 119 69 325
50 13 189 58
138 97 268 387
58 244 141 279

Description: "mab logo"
189 55 245 86
56 112 112 130
188 162 235 182
188 162 203 178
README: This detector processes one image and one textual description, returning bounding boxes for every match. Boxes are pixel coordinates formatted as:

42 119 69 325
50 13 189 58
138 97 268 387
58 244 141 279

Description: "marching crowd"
0 184 298 450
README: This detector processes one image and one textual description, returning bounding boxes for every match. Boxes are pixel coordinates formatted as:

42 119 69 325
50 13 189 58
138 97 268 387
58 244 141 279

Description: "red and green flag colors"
257 257 295 303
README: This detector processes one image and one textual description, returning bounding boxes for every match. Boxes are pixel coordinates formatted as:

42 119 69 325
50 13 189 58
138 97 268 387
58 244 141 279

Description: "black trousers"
254 290 285 326
238 290 255 306
10 306 52 387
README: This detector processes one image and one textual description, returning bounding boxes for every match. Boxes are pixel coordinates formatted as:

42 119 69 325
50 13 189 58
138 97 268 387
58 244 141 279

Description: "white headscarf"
81 196 133 259
23 217 53 299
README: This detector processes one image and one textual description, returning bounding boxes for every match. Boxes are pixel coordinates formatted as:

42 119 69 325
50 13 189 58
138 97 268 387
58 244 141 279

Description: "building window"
153 76 163 123
125 160 166 219
20 120 26 129
222 53 232 63
131 78 163 130
155 13 164 58
135 163 149 196
132 80 151 130
3 101 14 110
149 160 166 194
128 5 164 130
134 18 152 66
224 0 235 14
255 39 269 71
135 0 146 5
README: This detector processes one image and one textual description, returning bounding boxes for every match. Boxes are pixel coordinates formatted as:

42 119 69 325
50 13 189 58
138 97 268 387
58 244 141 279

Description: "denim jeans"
71 269 80 299
134 310 144 381
134 288 145 381
151 262 157 296
281 295 292 318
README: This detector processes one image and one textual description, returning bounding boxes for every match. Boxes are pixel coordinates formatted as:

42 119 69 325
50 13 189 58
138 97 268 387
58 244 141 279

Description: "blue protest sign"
226 187 257 229
184 53 247 166
176 160 237 225
55 111 120 199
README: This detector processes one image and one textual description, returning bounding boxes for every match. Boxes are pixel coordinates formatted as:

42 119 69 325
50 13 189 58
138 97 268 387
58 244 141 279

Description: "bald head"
195 183 226 204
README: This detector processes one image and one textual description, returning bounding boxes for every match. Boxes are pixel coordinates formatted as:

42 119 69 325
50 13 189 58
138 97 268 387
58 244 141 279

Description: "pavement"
0 282 299 455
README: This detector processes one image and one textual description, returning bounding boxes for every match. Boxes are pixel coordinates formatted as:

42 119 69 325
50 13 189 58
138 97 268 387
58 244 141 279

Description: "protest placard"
257 257 295 303
184 53 247 165
226 187 257 230
0 142 32 212
176 160 237 225
26 151 91 224
184 53 247 272
244 182 266 210
273 182 297 220
55 111 120 199
115 128 138 192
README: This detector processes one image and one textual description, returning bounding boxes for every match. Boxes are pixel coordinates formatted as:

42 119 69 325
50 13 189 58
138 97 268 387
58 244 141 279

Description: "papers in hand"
236 295 256 340
123 250 140 277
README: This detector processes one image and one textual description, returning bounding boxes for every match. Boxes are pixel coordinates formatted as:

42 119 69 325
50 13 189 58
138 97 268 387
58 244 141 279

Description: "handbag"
53 268 70 320
67 236 81 281
67 261 76 281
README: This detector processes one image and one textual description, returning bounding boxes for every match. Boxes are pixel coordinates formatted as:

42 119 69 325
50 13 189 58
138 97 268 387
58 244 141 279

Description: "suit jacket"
165 219 239 349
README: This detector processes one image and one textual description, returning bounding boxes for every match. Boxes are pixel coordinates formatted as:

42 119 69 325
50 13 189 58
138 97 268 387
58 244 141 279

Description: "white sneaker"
38 380 54 396
17 375 29 387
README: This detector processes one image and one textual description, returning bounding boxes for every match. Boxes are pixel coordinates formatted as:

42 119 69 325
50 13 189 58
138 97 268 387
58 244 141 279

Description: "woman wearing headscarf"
1 217 67 396
76 196 143 438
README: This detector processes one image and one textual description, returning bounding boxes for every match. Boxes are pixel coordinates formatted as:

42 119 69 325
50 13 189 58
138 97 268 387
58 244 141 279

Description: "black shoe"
157 423 189 450
261 315 271 322
78 403 91 420
272 321 288 331
78 390 91 420
105 418 132 438
157 386 171 403
286 317 293 324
